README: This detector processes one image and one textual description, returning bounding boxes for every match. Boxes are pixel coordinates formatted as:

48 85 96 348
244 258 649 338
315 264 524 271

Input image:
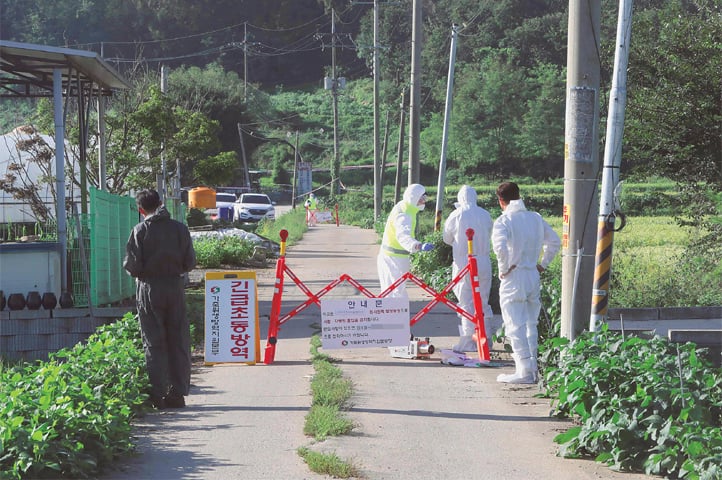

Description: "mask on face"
417 193 427 210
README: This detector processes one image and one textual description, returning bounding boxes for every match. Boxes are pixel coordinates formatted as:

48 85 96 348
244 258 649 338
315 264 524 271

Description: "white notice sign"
320 297 411 349
204 271 260 364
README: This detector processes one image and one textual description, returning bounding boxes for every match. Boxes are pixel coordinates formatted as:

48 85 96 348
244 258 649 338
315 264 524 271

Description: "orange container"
188 187 216 209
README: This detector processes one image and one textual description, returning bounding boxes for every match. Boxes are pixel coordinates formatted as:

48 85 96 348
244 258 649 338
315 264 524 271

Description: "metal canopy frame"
0 40 131 295
0 40 130 98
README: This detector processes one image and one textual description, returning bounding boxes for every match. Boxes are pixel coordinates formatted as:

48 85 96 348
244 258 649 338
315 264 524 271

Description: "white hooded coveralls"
377 184 426 298
442 185 493 340
492 199 560 361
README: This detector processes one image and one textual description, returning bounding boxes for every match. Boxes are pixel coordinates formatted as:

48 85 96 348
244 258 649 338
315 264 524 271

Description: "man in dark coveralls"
124 189 196 409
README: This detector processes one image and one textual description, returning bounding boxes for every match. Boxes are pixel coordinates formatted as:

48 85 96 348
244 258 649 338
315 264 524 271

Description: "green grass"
303 404 354 440
538 215 720 307
304 336 354 440
297 335 357 477
255 206 308 245
297 447 359 478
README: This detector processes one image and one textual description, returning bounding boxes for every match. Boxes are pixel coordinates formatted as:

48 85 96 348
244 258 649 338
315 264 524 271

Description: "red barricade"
263 228 489 364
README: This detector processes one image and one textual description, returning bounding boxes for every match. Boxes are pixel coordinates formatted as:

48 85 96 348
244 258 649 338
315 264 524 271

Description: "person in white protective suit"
377 184 435 298
304 193 318 227
492 182 560 384
442 185 494 353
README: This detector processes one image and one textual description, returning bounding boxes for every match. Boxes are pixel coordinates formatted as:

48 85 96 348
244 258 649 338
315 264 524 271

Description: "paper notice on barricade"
320 297 410 349
316 210 334 223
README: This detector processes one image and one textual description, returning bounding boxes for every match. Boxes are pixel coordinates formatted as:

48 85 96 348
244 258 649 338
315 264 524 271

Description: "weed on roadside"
298 335 358 477
297 447 360 478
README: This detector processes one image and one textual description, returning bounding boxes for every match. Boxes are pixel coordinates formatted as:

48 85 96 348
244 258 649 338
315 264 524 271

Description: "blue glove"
420 242 435 252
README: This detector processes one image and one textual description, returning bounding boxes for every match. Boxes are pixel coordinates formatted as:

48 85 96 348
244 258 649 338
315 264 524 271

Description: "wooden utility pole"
237 123 251 189
380 110 391 186
394 90 406 203
561 0 601 340
407 0 422 185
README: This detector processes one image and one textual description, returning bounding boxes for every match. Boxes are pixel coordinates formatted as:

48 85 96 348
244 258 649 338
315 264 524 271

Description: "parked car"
234 193 275 222
208 192 237 221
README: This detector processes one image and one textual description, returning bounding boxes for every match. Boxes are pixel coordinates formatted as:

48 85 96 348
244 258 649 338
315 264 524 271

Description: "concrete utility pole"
434 24 460 232
373 0 383 219
590 0 633 332
407 0 422 185
53 68 68 294
244 22 248 103
291 130 299 209
98 43 107 191
561 0 601 340
331 9 341 202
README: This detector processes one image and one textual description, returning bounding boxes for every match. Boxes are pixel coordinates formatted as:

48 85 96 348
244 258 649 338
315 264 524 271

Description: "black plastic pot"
42 292 57 310
59 292 74 308
26 291 42 310
7 293 26 310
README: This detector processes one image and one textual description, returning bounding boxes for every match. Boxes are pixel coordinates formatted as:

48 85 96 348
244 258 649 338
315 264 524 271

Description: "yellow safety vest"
381 202 419 257
305 197 317 209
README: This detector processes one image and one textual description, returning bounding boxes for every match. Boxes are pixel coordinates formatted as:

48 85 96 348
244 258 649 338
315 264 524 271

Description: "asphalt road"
104 221 651 480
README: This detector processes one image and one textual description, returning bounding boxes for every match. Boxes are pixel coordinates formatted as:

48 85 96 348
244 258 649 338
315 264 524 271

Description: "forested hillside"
1 0 720 241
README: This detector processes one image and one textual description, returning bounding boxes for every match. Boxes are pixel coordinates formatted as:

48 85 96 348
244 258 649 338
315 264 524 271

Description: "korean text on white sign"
204 271 260 364
320 297 411 349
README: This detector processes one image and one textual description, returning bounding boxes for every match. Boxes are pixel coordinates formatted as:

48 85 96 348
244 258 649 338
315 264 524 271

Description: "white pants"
498 267 541 359
306 209 317 226
377 253 410 298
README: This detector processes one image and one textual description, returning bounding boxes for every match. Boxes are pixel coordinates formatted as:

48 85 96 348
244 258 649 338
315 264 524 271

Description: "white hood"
403 183 426 207
456 185 478 209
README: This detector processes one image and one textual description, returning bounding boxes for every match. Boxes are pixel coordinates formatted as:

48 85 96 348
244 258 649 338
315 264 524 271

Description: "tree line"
0 0 719 249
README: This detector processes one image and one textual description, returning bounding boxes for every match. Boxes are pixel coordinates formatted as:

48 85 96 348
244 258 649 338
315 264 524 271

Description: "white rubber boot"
496 355 535 384
452 336 477 353
530 356 539 383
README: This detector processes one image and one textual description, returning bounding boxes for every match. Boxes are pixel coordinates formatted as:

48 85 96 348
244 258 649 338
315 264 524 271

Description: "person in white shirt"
492 182 560 383
442 185 494 353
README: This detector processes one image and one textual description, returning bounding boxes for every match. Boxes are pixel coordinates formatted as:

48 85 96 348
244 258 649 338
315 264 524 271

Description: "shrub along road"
104 223 650 480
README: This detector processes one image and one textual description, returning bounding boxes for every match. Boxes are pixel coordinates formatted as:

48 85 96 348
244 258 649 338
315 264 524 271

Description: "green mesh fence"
67 212 91 308
88 188 137 306
68 189 187 307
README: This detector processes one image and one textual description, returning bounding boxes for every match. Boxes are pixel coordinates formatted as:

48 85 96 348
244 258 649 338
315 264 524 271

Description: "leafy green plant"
192 237 223 268
186 207 208 227
192 235 256 268
411 231 454 295
0 313 149 479
541 326 722 479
